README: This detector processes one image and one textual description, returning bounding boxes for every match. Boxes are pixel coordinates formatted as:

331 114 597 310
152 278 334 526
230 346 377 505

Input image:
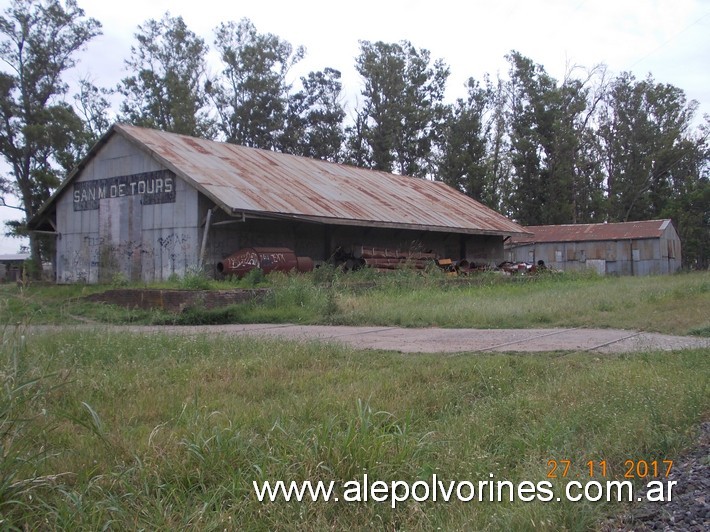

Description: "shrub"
179 270 211 290
242 267 265 287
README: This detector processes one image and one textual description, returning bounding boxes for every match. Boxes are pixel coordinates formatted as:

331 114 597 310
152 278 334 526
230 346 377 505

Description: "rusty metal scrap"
354 246 437 261
362 257 429 270
217 247 314 278
351 246 436 271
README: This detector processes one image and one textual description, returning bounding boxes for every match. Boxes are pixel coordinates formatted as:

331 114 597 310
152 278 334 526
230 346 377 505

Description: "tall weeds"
0 327 59 520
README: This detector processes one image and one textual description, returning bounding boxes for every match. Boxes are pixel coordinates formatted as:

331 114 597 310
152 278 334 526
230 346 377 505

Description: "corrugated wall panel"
506 236 677 276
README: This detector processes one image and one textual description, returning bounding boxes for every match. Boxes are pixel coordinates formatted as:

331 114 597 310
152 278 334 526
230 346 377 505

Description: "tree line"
1 0 708 269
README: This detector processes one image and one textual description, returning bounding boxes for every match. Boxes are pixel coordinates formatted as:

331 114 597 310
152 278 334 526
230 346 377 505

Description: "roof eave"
234 209 529 236
507 235 662 247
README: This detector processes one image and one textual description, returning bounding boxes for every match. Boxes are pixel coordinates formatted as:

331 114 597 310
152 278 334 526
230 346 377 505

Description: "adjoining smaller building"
505 219 681 276
0 253 30 283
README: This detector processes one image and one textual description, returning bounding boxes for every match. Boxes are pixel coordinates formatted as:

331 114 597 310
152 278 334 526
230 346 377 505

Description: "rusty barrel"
217 247 313 277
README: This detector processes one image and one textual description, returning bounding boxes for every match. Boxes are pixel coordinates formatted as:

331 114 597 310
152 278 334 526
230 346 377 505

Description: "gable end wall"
55 135 199 283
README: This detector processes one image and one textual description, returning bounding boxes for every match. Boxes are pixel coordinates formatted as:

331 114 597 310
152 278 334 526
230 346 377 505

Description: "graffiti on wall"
73 169 176 211
59 232 195 282
157 233 193 274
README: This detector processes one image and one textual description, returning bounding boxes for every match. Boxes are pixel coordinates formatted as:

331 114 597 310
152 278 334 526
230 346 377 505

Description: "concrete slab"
40 323 708 354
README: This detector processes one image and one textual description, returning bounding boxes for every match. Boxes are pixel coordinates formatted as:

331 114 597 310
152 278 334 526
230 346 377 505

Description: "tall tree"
565 65 608 223
505 51 557 225
659 126 710 269
74 77 112 146
280 67 345 161
343 102 370 168
505 51 604 225
437 78 493 204
118 13 212 137
487 75 514 216
550 67 607 224
350 40 449 177
598 72 700 222
0 0 101 268
210 18 304 149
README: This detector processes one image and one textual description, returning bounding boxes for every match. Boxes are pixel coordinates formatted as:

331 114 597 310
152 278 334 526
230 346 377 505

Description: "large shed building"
505 220 682 275
30 124 527 283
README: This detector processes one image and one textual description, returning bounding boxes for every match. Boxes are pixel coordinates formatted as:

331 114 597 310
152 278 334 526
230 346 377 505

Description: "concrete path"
47 323 710 354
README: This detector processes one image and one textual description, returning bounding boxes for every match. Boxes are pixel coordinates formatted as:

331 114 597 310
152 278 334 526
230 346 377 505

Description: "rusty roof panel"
509 220 673 245
109 125 527 235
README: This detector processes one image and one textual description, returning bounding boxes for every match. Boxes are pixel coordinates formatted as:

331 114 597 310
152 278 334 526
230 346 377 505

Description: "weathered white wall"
55 135 199 283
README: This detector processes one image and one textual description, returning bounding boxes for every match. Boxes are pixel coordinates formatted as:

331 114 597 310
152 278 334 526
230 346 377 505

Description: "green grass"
2 271 707 529
2 269 709 335
334 270 710 334
0 328 708 530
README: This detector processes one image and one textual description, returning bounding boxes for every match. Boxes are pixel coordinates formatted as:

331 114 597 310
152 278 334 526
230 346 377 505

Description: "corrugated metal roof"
0 254 30 262
508 220 674 246
102 124 525 236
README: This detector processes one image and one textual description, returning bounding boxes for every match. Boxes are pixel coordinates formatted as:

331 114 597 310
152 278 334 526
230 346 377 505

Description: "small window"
632 249 640 262
555 250 563 262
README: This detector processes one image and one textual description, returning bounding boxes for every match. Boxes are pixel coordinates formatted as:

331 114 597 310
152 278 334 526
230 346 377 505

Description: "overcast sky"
1 0 709 254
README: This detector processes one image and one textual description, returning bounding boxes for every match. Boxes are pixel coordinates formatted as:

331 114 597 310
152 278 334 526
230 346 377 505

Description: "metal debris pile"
349 246 436 271
495 261 557 275
332 246 489 275
216 246 555 278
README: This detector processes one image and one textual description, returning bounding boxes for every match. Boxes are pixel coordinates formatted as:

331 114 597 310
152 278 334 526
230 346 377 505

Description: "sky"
1 0 709 254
